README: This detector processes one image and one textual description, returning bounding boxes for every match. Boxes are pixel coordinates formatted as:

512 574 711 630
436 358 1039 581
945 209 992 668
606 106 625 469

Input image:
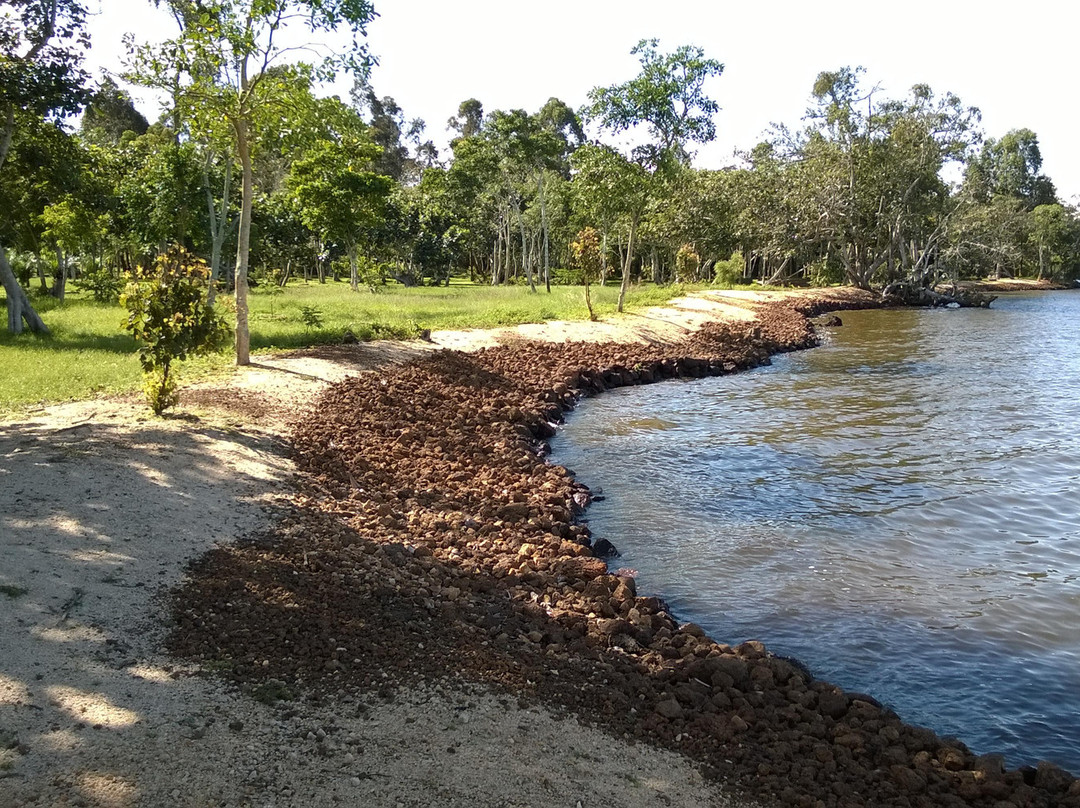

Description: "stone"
592 538 618 558
655 699 684 720
889 765 927 793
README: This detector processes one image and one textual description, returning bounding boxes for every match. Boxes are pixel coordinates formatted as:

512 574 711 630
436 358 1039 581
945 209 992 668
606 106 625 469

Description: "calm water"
549 292 1080 772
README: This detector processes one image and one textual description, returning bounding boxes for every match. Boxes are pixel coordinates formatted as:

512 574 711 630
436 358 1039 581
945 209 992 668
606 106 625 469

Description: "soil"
3 288 1078 808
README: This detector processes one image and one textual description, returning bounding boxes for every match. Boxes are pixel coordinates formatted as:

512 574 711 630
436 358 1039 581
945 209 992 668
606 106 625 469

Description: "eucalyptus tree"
0 0 90 333
128 0 376 365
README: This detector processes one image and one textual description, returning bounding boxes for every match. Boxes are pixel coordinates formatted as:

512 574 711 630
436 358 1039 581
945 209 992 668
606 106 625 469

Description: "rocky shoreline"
169 288 1080 808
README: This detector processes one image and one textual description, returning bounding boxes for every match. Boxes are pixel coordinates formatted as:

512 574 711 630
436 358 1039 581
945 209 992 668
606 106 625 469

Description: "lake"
549 291 1080 772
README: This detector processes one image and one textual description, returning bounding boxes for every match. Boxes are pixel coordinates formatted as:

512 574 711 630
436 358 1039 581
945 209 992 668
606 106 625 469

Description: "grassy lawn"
0 278 716 412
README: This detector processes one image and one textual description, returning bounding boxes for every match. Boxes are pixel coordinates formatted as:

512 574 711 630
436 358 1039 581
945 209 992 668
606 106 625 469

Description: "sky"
85 0 1080 201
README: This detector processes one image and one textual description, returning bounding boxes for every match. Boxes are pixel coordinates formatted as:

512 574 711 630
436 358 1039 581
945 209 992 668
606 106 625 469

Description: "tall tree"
287 135 391 291
0 0 90 333
964 128 1057 210
80 75 148 145
584 39 723 309
129 0 376 364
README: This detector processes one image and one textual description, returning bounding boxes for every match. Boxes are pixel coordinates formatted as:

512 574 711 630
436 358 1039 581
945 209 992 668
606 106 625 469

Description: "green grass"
0 278 718 412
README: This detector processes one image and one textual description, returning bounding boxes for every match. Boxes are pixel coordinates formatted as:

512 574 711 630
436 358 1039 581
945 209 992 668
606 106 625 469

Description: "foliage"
674 243 700 283
586 38 724 166
120 247 230 414
569 227 602 320
287 135 392 290
77 264 123 302
298 304 323 330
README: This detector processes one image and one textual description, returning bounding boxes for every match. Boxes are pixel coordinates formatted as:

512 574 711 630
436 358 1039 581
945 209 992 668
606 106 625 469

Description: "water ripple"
551 292 1080 772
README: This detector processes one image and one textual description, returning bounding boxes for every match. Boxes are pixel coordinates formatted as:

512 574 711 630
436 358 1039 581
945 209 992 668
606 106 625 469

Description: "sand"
0 291 778 808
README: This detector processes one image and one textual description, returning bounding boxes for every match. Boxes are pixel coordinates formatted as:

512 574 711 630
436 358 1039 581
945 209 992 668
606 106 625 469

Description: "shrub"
713 251 744 287
121 247 231 415
77 265 124 302
675 244 701 283
570 228 603 321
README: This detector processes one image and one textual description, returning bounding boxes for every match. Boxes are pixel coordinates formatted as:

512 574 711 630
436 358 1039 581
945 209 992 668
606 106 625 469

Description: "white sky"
86 0 1080 201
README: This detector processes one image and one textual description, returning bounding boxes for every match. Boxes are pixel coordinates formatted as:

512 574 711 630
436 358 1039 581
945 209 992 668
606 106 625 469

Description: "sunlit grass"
0 278 722 412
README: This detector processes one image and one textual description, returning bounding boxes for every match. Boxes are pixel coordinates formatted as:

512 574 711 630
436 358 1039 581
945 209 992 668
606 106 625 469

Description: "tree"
128 0 376 365
80 75 148 145
447 98 483 139
0 0 90 333
288 136 391 291
583 39 723 309
964 129 1056 209
571 143 650 309
570 227 602 320
586 38 723 166
1032 203 1071 280
760 68 981 289
121 246 230 414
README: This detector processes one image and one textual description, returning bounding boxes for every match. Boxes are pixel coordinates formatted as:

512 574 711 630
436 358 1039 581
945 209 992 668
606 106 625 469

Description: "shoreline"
172 288 1078 806
4 287 1078 807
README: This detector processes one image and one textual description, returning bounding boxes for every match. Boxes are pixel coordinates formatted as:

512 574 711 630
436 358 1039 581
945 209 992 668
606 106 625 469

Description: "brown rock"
816 687 849 719
1035 760 1074 793
889 765 927 793
655 699 684 720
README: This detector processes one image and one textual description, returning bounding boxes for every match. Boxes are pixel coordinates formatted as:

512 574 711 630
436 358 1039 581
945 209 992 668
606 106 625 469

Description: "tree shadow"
0 416 293 804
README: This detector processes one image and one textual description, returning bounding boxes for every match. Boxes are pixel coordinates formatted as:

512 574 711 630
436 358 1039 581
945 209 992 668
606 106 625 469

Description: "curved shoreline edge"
170 289 1080 808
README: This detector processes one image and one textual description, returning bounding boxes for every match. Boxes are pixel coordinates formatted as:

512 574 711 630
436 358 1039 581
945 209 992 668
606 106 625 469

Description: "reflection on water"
550 292 1080 772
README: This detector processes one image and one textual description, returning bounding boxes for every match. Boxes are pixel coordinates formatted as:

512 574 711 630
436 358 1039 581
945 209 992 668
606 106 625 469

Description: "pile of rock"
169 290 1078 808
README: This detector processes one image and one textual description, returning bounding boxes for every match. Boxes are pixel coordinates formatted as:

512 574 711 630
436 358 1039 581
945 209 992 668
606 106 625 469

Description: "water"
549 292 1080 772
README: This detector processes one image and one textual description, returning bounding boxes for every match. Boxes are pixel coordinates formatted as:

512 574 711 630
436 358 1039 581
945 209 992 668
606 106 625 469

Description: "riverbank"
3 287 1077 807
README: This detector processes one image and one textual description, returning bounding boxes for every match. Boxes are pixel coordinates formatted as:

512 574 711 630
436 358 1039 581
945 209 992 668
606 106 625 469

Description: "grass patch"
1 279 732 412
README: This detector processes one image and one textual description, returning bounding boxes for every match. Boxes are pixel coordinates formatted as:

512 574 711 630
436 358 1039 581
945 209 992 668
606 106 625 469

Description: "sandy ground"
0 291 776 808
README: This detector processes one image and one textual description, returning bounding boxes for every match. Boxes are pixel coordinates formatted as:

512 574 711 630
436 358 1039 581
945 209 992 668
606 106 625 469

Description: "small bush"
77 265 124 302
121 247 231 415
675 244 701 283
299 305 324 330
713 252 744 287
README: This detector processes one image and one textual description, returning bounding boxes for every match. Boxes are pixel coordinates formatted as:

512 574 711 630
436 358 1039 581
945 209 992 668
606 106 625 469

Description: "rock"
612 576 636 603
558 557 607 580
889 765 927 793
592 538 619 558
499 503 529 523
1035 760 1074 793
655 699 684 720
938 746 967 771
816 687 849 719
711 656 750 689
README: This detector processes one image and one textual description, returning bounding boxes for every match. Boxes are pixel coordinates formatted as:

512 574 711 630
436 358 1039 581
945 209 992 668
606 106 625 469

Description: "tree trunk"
348 243 359 291
52 247 67 301
617 213 639 313
537 171 551 293
204 152 232 305
232 116 253 366
1 244 49 335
